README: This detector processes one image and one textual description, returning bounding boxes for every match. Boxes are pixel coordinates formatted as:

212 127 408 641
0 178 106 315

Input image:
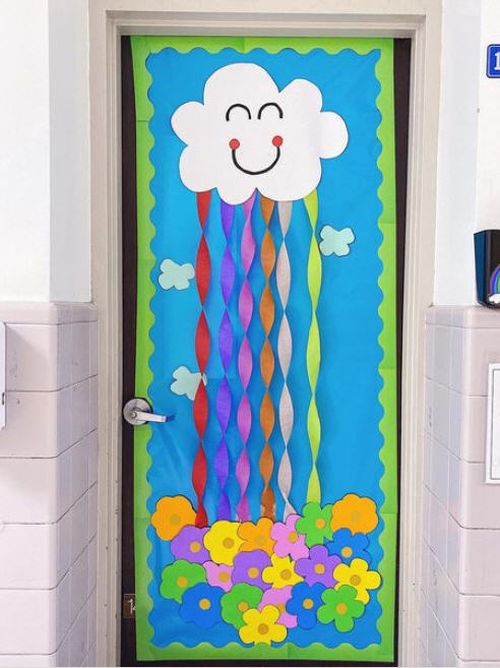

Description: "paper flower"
151 495 196 541
158 258 195 290
159 559 206 603
220 583 263 629
232 550 271 590
295 545 341 587
330 494 379 534
326 528 372 565
179 582 224 629
170 366 207 401
171 525 209 563
238 517 275 556
271 514 309 560
319 226 355 257
262 554 303 589
286 582 326 629
317 584 365 632
203 520 243 565
295 502 333 547
239 605 287 646
204 562 233 592
333 558 381 604
259 586 297 628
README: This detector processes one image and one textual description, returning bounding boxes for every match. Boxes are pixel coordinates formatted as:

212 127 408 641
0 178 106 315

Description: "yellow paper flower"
151 495 196 540
203 520 243 565
330 494 379 534
238 517 275 555
334 558 381 604
262 554 303 589
239 605 287 645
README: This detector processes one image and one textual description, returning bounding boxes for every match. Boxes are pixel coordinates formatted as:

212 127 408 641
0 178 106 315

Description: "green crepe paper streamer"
304 190 322 504
131 35 397 664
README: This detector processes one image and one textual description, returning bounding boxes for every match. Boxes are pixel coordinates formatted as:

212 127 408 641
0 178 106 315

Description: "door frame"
89 2 442 666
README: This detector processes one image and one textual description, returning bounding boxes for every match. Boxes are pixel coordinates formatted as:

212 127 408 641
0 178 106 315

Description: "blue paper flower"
325 528 371 564
286 582 325 629
179 582 224 629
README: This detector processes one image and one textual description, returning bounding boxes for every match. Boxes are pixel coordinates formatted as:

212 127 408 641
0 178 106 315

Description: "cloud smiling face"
171 63 348 205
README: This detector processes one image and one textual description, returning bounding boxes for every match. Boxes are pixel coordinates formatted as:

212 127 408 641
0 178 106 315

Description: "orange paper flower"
330 494 378 534
151 495 197 540
238 517 275 555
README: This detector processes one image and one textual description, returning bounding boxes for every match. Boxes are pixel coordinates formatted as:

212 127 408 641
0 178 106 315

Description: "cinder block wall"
0 303 98 667
421 306 500 667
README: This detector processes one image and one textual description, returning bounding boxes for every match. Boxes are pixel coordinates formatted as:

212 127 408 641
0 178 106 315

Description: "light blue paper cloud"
159 258 195 290
319 225 355 257
170 366 207 400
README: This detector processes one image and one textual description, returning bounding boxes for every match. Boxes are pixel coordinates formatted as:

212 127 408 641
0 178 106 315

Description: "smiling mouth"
230 145 281 175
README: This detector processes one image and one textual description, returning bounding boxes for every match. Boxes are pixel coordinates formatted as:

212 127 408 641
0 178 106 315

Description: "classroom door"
121 35 409 666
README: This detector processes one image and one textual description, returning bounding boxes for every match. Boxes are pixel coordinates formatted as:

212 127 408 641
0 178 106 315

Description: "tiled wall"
421 306 500 667
0 303 98 667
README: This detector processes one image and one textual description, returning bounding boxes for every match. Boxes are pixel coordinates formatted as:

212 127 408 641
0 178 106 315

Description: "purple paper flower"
295 545 341 587
271 514 309 560
259 586 297 628
171 525 209 563
204 561 233 592
232 550 271 590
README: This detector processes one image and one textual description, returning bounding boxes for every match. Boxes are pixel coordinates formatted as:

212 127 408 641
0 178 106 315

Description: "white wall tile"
426 324 435 380
0 524 57 589
433 382 451 447
0 391 60 458
460 528 500 595
0 655 57 667
69 548 88 624
450 326 464 395
451 460 500 529
70 493 89 565
459 594 500 661
70 323 90 385
434 326 452 388
0 588 58 654
429 491 448 569
431 438 450 507
6 325 60 391
461 327 500 397
70 379 90 446
427 607 446 667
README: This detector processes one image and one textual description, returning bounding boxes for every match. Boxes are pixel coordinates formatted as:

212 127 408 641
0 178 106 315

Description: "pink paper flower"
259 586 297 628
203 561 233 592
271 514 309 560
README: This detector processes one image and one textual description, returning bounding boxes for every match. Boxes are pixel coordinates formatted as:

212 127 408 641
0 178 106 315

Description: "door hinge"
123 593 136 619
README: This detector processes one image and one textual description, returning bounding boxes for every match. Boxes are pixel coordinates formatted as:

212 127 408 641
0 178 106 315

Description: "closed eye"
257 102 283 120
225 103 252 121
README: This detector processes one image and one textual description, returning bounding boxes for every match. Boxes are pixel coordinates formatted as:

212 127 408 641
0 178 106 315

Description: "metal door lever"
123 398 173 426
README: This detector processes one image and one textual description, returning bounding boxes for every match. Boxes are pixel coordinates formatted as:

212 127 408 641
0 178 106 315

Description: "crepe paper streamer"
216 201 235 520
259 195 276 520
193 190 211 527
276 201 295 519
305 190 322 504
236 192 257 521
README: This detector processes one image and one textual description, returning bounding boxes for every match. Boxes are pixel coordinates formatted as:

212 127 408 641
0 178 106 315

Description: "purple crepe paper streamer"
216 201 235 519
236 192 256 521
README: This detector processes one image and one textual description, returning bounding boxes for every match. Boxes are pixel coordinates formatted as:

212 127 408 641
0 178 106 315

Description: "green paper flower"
295 502 333 547
160 559 206 603
317 584 365 632
220 583 263 629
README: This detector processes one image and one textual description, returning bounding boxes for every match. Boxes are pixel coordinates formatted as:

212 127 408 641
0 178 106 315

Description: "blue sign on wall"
487 44 500 78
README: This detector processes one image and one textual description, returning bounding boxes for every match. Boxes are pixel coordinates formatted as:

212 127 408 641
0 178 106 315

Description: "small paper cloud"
488 293 500 305
319 226 355 257
159 259 195 291
170 366 207 400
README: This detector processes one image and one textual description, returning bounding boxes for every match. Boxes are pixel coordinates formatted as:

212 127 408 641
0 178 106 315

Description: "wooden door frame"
89 2 442 666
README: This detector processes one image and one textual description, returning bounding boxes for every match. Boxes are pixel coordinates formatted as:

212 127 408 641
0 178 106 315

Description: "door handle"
123 398 173 426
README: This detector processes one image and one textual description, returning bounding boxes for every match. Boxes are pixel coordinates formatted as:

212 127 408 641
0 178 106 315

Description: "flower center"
176 576 188 588
238 601 249 612
247 567 259 579
280 569 292 581
258 623 269 635
190 541 201 553
219 571 230 582
351 512 362 523
199 598 211 611
341 546 353 558
315 518 326 529
350 574 362 586
314 563 326 575
255 535 265 546
303 598 314 610
223 537 234 549
170 514 181 525
288 531 299 543
277 603 286 613
336 602 348 615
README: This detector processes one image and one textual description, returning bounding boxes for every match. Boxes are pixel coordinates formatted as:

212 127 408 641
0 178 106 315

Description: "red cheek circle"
229 138 240 150
272 135 283 147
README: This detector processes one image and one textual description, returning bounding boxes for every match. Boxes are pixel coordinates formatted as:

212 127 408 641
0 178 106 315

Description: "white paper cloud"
159 259 195 291
319 225 355 257
170 366 207 400
171 63 348 205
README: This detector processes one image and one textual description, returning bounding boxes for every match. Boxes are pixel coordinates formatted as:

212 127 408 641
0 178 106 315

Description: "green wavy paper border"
131 35 397 664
